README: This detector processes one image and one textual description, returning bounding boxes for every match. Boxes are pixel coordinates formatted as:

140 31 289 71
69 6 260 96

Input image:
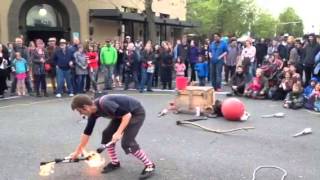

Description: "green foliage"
187 1 305 38
187 0 256 37
251 12 278 38
277 7 304 37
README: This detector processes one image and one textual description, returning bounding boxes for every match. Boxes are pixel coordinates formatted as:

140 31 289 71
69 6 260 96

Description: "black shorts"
101 107 145 154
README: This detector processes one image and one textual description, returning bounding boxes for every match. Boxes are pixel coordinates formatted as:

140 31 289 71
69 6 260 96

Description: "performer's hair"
71 95 93 110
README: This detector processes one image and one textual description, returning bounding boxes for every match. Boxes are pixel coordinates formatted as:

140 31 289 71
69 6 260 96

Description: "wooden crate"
175 86 215 113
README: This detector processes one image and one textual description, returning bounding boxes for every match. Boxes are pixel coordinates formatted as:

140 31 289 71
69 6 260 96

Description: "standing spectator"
173 39 181 61
195 56 208 86
0 45 8 98
46 37 57 93
209 33 228 91
10 37 33 95
177 36 189 77
53 39 74 98
267 39 278 56
303 34 320 85
241 39 256 79
152 44 161 88
289 39 303 75
86 45 99 92
201 43 210 81
140 41 155 93
188 40 199 84
30 39 48 97
12 52 28 96
69 38 80 91
278 37 289 66
123 43 139 90
100 40 117 90
255 38 268 67
114 41 124 87
160 42 173 90
225 39 239 84
74 44 88 94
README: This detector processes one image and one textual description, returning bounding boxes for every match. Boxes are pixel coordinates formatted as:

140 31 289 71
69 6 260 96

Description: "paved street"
0 91 319 180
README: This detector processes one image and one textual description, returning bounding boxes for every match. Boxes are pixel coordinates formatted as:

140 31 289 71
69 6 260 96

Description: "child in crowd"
12 52 28 96
227 65 247 96
244 68 268 99
313 84 320 112
174 57 186 77
283 82 304 109
303 77 318 100
86 45 99 92
195 56 208 86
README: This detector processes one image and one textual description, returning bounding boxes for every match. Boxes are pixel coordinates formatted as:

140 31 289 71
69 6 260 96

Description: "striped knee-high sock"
106 144 120 164
132 149 153 166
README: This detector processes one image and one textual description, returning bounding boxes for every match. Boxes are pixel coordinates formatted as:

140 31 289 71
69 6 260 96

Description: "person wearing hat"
100 39 118 90
46 37 57 93
53 39 74 97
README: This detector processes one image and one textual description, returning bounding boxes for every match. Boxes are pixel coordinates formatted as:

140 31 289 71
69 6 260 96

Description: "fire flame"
83 151 105 168
39 162 55 176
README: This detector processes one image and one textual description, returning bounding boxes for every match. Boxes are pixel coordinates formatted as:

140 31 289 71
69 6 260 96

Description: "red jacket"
86 52 99 70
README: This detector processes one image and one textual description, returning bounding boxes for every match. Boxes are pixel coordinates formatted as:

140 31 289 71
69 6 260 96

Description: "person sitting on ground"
312 83 320 112
195 55 208 86
272 71 294 100
304 77 318 99
244 68 268 99
288 63 301 84
283 82 304 109
227 65 247 96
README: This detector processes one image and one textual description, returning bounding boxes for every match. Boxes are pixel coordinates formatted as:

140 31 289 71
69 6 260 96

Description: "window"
121 6 138 13
160 13 170 18
26 4 62 27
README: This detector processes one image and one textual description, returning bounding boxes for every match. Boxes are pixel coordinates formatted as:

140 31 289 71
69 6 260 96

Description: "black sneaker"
139 164 155 180
101 162 120 174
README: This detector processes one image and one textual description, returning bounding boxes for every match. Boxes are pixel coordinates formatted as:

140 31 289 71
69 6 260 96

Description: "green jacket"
100 45 118 65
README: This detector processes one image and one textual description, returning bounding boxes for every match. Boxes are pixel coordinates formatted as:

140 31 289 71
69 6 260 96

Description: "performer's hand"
112 132 123 143
70 151 80 160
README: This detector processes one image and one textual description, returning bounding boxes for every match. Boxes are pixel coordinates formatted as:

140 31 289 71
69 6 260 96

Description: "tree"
251 12 278 38
145 0 157 43
187 0 257 37
277 7 304 37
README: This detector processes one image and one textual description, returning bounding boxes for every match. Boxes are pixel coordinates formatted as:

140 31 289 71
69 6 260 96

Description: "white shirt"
241 46 256 62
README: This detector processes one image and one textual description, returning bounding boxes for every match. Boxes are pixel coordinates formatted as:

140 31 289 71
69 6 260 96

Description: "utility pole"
145 0 157 44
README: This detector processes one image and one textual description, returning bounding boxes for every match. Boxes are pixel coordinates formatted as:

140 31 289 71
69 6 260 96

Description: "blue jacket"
195 62 208 78
188 47 200 64
53 47 74 70
303 77 318 98
209 41 228 64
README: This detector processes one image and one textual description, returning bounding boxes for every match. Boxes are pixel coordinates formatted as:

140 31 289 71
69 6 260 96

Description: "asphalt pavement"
0 91 319 180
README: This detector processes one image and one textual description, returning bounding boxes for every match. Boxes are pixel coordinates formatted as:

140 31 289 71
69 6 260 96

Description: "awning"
89 9 197 27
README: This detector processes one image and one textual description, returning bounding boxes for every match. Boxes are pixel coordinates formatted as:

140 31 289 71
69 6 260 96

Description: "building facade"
0 0 194 44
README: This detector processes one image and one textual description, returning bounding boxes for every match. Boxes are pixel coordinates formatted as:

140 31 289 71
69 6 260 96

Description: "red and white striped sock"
106 144 120 164
132 149 153 166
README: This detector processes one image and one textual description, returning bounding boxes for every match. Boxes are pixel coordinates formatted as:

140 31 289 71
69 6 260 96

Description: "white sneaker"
69 93 74 97
56 93 62 98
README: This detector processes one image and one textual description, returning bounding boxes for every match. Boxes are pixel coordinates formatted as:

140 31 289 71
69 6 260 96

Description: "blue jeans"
211 60 224 89
102 65 114 89
140 68 153 91
56 67 73 94
76 74 86 93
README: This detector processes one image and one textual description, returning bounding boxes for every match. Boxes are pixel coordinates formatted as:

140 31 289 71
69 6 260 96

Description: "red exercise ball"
221 98 245 121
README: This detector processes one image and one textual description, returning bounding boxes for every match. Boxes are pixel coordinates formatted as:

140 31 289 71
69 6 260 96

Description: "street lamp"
39 7 47 17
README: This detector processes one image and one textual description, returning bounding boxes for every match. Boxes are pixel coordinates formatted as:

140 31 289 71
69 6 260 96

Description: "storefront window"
26 4 62 27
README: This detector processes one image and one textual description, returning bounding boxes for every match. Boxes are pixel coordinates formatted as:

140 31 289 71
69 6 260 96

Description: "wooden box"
175 86 215 113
